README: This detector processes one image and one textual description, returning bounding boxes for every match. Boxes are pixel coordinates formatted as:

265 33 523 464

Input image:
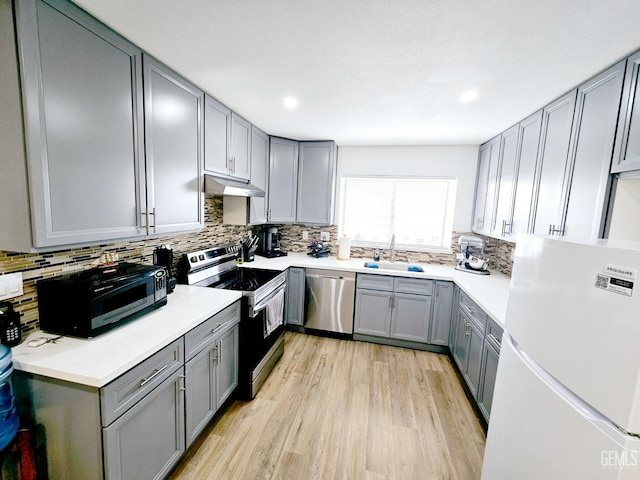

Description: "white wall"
336 145 479 231
608 176 640 241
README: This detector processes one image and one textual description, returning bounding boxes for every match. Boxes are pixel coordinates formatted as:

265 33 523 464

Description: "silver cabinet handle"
210 322 226 336
179 373 187 392
487 333 502 346
139 364 169 388
218 340 222 363
549 224 564 236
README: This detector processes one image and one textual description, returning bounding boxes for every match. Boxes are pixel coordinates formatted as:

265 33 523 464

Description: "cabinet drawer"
101 338 184 426
357 273 394 291
184 301 240 361
485 318 503 352
459 291 486 333
393 277 433 295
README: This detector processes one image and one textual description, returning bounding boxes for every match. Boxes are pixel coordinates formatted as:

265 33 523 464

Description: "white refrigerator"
482 234 640 479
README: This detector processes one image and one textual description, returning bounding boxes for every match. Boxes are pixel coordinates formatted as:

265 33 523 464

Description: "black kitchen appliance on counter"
179 245 286 399
153 245 177 293
257 227 287 258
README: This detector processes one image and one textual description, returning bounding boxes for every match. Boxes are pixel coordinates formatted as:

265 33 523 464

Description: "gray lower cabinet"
268 138 299 223
16 301 241 479
285 267 306 326
296 141 337 225
249 126 269 224
142 55 204 235
451 291 504 421
429 281 454 346
103 367 186 480
354 274 445 348
612 50 640 173
185 318 239 447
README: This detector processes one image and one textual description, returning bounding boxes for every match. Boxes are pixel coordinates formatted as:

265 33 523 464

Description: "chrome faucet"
389 233 396 262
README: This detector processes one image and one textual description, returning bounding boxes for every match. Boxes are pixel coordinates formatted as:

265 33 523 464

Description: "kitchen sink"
363 262 424 272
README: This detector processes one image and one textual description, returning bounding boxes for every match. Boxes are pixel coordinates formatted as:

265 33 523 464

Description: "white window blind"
339 176 457 251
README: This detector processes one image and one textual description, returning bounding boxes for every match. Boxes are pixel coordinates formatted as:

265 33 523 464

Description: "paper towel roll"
338 235 351 260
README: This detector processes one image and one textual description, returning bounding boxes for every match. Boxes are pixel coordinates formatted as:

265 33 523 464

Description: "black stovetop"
216 268 282 292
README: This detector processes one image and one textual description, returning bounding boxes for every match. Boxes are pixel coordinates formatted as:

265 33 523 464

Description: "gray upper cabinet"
491 125 519 238
203 96 250 181
249 126 269 224
560 61 626 238
472 136 500 235
268 138 299 223
204 95 231 176
296 141 337 225
612 51 640 173
143 55 204 235
2 0 146 251
531 90 577 235
510 111 543 237
230 113 251 180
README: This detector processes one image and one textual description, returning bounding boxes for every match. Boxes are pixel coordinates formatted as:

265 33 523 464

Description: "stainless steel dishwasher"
304 269 356 334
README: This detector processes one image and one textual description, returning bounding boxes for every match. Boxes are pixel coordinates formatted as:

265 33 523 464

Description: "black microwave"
37 263 168 338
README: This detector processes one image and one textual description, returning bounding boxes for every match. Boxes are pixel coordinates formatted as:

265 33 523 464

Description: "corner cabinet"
296 141 337 225
143 55 204 235
268 138 300 223
0 0 204 252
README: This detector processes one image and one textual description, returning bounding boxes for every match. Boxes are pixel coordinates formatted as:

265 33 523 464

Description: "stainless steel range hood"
204 175 265 197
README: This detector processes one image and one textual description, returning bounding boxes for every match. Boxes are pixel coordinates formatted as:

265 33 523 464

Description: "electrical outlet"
302 231 309 240
320 231 330 242
0 272 23 301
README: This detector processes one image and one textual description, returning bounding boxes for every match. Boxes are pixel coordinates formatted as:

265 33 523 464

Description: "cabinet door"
185 346 216 448
492 125 519 238
478 341 500 421
510 111 543 236
296 141 336 224
268 138 299 223
216 323 239 408
16 0 146 247
560 61 625 239
354 289 392 338
103 367 185 480
472 136 500 234
429 281 454 346
390 293 431 343
204 95 231 176
230 113 251 180
452 308 469 372
612 51 640 173
285 267 305 326
531 90 577 235
448 286 460 351
249 126 269 224
464 321 484 400
143 56 204 235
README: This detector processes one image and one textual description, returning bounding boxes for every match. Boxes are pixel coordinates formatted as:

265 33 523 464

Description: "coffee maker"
257 227 287 258
153 245 177 293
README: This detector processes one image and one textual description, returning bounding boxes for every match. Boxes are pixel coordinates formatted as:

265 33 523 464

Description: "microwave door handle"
250 284 286 317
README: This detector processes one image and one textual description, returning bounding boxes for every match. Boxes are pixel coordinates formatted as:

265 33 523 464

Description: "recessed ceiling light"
283 97 298 108
459 90 478 102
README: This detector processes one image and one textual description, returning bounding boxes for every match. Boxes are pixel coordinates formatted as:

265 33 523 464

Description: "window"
339 176 457 251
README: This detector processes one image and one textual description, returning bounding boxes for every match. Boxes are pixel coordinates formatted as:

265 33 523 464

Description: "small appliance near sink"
363 262 424 272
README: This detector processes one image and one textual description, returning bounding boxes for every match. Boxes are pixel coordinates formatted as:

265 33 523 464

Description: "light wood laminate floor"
169 332 486 480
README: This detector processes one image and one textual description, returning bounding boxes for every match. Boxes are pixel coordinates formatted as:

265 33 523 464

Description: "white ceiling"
73 0 640 146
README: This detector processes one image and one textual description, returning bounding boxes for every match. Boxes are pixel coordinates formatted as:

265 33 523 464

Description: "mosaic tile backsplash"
0 197 514 336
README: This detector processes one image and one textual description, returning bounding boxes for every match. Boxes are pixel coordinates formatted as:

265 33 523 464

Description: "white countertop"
242 253 511 328
11 285 242 388
12 254 511 388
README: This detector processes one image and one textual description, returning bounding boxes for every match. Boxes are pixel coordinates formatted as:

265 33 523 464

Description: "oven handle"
250 283 286 318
